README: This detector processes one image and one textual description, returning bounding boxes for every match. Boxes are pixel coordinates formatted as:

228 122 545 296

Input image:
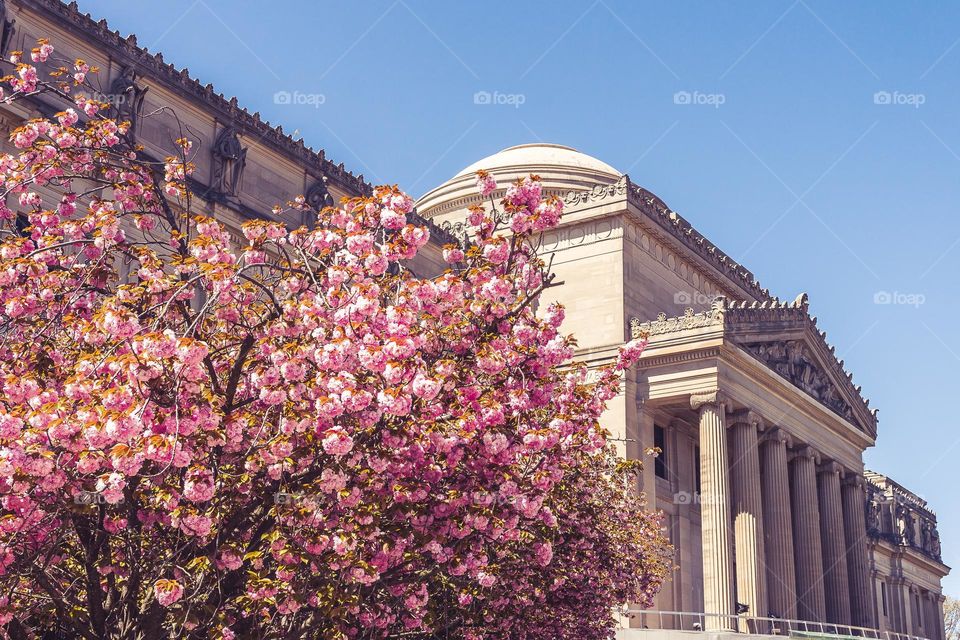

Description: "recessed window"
654 425 667 479
694 445 701 494
881 582 888 616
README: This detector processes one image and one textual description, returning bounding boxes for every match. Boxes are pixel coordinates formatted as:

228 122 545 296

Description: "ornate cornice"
19 0 369 194
563 174 628 207
624 176 772 303
630 304 724 339
12 0 462 246
631 294 877 436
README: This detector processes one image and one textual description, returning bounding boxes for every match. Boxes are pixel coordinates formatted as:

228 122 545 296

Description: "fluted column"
790 445 827 621
818 461 851 624
728 410 767 623
760 428 798 621
841 475 875 628
691 391 735 631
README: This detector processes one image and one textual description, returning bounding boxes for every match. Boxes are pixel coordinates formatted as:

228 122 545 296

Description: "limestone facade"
417 144 950 636
0 0 949 636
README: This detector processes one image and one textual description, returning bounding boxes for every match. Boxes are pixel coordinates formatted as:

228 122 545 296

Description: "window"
654 425 667 479
15 214 29 237
881 582 888 617
694 445 701 494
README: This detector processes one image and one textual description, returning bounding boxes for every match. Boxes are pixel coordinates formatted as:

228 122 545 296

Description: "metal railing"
621 610 932 640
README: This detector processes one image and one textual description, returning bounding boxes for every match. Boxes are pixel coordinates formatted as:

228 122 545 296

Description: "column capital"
842 473 865 490
690 390 730 412
817 460 844 477
728 409 764 431
790 444 820 464
760 426 792 447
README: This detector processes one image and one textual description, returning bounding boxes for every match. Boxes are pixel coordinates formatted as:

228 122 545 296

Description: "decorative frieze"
865 471 943 563
741 339 856 424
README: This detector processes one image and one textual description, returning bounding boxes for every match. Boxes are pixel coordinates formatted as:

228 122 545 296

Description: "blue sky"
74 0 960 594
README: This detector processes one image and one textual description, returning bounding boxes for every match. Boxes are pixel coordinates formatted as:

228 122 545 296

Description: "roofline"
15 0 368 194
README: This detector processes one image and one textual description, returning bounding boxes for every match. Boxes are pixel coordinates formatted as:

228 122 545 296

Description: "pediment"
737 336 870 433
632 295 878 437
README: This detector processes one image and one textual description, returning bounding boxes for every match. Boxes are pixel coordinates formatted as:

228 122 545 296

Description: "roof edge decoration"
17 0 457 245
630 294 877 436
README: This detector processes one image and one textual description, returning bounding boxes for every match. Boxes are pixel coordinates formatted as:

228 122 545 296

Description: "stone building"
417 144 950 637
0 0 949 637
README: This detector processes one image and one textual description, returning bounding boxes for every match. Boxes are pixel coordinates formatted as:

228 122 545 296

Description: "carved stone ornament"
110 66 148 138
689 390 728 412
0 0 14 59
301 177 334 228
630 305 724 339
563 175 628 207
211 126 247 197
742 339 856 423
729 409 763 431
791 444 820 464
760 426 792 448
305 177 334 211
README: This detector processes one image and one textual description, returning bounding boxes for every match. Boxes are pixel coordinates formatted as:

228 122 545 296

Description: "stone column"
936 594 947 640
818 461 851 625
790 445 827 621
728 410 767 623
760 428 798 621
841 475 875 629
691 391 735 631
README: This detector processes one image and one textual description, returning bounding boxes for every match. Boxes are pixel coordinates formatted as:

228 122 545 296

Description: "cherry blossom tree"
0 40 670 640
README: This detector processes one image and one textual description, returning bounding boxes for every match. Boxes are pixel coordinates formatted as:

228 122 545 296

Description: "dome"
416 143 622 220
454 143 621 180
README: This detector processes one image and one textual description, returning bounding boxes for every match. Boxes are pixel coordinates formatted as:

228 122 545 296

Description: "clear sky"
73 0 960 594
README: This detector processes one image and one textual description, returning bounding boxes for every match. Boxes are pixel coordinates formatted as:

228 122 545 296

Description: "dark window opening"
694 445 701 494
15 214 30 237
654 425 667 479
881 582 888 616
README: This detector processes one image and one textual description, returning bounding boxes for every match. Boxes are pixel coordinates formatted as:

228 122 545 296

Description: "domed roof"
454 143 621 180
417 143 621 220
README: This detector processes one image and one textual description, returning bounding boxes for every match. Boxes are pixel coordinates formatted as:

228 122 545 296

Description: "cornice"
624 176 772 303
630 294 877 437
11 0 461 246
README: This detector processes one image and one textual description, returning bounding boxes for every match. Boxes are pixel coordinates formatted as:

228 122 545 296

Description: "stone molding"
630 294 877 436
760 426 793 448
562 174 628 206
790 444 821 464
818 460 844 477
728 409 764 431
690 390 729 412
